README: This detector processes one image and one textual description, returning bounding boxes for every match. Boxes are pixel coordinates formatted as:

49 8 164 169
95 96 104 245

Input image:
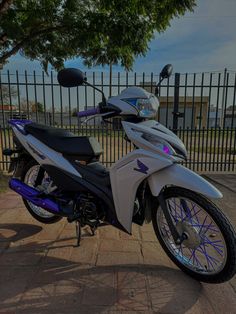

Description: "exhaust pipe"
9 178 59 214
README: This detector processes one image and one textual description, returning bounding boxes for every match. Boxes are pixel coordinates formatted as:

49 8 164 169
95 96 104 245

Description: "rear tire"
21 159 62 224
151 187 236 283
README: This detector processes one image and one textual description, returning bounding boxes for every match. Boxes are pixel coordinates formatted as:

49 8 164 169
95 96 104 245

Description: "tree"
0 84 17 104
0 0 196 71
32 102 44 113
21 99 44 113
0 0 12 15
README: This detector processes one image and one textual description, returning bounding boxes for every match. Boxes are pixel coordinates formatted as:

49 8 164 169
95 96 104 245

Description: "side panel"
12 127 80 177
110 149 172 233
148 163 223 199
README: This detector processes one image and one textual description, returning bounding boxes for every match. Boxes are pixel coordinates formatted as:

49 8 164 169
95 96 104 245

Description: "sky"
2 0 236 75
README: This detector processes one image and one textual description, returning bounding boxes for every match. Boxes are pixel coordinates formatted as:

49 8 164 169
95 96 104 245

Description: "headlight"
123 95 159 118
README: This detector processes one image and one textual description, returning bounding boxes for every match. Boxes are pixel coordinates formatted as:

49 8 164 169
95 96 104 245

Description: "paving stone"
117 270 147 289
141 241 175 267
16 309 56 314
0 250 45 266
96 252 143 266
116 288 150 311
140 223 156 242
0 266 36 310
9 240 49 252
70 238 98 265
82 286 116 306
149 288 202 313
99 239 140 253
140 230 157 242
98 225 120 240
184 293 214 314
39 282 84 311
0 196 23 210
230 275 236 294
19 282 84 312
203 282 236 314
30 221 66 241
45 245 73 264
120 311 151 314
0 240 10 254
147 268 201 291
147 269 212 313
0 226 18 241
119 225 141 241
85 268 116 288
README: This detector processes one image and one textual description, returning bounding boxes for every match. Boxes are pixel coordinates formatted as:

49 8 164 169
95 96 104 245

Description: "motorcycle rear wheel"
21 159 62 224
152 187 236 283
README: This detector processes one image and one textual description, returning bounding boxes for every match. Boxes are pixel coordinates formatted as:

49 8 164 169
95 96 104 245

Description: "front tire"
152 187 236 283
21 159 62 224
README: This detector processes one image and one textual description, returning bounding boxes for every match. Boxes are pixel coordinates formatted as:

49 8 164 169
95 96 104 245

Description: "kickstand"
75 221 81 246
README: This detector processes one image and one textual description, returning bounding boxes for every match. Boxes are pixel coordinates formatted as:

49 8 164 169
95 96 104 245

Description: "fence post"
109 63 112 97
173 72 180 134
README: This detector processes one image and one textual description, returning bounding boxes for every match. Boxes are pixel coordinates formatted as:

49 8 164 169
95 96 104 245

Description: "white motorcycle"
5 64 236 283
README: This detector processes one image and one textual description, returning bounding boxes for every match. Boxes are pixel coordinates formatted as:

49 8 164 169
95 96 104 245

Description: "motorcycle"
4 64 236 283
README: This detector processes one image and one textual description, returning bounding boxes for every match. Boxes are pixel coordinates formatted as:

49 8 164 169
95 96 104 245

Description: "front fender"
148 163 222 199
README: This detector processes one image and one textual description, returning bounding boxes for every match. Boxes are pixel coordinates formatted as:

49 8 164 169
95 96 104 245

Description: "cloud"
132 0 236 73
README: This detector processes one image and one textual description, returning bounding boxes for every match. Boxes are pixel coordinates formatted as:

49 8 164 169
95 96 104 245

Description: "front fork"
157 192 187 245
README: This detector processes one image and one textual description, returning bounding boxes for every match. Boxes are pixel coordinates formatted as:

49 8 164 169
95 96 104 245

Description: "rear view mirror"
160 64 173 79
57 68 86 88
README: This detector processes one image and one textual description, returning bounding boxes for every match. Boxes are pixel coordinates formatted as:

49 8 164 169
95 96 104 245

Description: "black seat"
75 162 111 187
24 123 103 161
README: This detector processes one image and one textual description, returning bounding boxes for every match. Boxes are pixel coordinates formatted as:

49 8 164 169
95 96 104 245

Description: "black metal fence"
0 69 236 172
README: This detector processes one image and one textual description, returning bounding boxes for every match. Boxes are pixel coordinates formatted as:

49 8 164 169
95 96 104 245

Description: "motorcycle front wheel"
152 187 236 283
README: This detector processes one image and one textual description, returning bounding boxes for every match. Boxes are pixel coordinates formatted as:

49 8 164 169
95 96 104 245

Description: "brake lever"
81 114 100 125
81 112 115 125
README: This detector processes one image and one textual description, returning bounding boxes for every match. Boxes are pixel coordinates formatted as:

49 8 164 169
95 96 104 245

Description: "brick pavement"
0 176 236 313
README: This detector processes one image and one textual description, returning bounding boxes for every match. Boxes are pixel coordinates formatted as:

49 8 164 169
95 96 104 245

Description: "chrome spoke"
24 165 55 218
157 196 227 275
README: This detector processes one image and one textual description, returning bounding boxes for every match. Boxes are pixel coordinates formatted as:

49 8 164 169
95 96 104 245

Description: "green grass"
0 172 9 193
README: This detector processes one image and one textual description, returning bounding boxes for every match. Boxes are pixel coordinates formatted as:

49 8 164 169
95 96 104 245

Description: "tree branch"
0 25 65 63
0 33 7 45
0 0 13 15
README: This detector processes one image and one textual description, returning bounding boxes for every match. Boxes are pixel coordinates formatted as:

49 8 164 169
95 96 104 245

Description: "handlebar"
77 107 100 118
77 104 121 119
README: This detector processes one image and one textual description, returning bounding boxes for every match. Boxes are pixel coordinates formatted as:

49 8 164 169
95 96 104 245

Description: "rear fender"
10 152 33 177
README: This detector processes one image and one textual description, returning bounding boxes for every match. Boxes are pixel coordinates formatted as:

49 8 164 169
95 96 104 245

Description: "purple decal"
163 145 171 155
133 159 149 174
9 178 59 213
8 119 32 135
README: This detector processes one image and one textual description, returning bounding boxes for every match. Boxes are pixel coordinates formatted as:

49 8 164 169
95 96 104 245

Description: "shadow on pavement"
0 223 42 243
0 223 202 313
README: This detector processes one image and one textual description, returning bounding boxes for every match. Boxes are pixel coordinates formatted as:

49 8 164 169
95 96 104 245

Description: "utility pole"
109 62 112 98
221 68 227 128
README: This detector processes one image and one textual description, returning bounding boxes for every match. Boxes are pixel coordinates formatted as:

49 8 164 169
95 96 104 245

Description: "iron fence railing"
0 69 236 172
